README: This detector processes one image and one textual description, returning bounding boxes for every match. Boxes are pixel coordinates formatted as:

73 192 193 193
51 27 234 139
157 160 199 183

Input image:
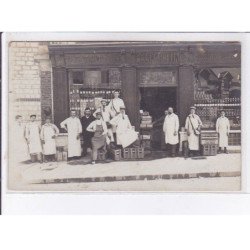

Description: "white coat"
12 122 30 162
25 122 42 154
216 116 230 147
60 117 82 157
107 98 125 118
185 114 202 150
163 113 179 145
110 113 138 148
40 123 59 155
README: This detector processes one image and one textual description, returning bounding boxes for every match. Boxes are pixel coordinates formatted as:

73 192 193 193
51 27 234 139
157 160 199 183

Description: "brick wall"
9 42 52 124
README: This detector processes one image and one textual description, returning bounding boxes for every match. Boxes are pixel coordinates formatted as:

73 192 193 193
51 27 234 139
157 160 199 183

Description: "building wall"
9 42 52 123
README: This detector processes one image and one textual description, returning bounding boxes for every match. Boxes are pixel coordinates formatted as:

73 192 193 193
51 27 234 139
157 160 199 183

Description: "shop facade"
48 42 241 150
9 41 241 152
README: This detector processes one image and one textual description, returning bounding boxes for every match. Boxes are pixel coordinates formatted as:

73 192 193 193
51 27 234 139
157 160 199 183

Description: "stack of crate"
140 111 153 150
122 147 145 160
56 146 68 161
200 132 219 156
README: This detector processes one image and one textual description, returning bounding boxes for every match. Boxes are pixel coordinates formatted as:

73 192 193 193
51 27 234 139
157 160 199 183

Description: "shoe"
39 160 43 164
91 161 96 165
224 148 229 154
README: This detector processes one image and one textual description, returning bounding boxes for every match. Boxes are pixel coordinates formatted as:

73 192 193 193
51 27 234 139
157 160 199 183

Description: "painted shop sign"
52 51 180 67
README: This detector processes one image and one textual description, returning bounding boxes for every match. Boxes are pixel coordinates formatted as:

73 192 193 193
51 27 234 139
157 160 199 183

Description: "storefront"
48 42 241 151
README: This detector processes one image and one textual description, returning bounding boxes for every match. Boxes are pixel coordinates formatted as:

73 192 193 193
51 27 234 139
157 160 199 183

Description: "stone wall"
9 42 52 123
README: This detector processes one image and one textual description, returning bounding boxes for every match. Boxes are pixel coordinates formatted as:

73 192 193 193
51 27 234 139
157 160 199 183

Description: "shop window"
72 71 84 84
108 68 122 88
84 70 101 86
194 67 241 132
138 69 177 87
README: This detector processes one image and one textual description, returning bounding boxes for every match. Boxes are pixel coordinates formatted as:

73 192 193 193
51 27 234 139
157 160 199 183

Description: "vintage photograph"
7 40 241 191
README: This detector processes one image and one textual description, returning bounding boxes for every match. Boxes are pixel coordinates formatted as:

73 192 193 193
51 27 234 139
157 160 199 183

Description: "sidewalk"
18 153 241 187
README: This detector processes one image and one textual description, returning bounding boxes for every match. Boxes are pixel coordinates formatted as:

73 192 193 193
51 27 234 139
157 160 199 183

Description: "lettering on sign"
135 51 179 65
65 53 122 66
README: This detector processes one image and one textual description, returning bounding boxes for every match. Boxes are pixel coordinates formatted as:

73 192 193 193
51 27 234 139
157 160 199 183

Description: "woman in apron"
87 112 108 164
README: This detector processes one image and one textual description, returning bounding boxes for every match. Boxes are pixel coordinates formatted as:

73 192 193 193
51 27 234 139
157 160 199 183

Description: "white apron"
185 114 202 150
60 117 82 157
12 122 30 163
41 123 59 155
107 98 125 118
110 114 138 148
25 122 42 154
163 113 179 145
216 117 230 147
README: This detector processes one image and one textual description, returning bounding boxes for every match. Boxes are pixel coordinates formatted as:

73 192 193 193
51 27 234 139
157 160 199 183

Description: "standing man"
87 111 108 164
81 107 95 157
216 110 230 154
185 106 203 156
163 107 179 157
107 90 125 143
107 90 125 118
110 106 138 148
60 110 82 160
40 116 59 162
93 99 115 146
25 114 43 163
12 115 30 163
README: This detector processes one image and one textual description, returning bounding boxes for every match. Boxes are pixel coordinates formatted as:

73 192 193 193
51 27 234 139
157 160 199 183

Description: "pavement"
8 152 241 192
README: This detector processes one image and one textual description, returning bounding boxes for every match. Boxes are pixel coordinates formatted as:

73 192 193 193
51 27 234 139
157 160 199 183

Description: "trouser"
166 144 177 156
82 134 93 156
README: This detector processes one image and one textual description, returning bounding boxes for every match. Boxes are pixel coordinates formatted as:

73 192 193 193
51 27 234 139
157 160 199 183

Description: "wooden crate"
210 145 218 156
97 150 106 161
141 140 151 150
201 139 219 145
123 148 131 159
130 148 137 159
201 144 218 156
109 149 122 161
137 148 145 159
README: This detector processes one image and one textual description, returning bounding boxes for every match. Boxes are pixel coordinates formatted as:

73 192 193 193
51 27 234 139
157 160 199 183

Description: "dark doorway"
140 87 177 150
140 87 177 120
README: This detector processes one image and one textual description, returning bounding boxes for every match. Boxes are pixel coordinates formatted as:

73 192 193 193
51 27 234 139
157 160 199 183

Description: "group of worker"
12 90 231 165
163 106 230 157
13 90 138 164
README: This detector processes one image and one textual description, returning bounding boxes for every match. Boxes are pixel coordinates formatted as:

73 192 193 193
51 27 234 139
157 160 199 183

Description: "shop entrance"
140 87 177 150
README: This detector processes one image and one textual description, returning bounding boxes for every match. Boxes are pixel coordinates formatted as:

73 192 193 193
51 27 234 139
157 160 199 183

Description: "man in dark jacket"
81 108 95 156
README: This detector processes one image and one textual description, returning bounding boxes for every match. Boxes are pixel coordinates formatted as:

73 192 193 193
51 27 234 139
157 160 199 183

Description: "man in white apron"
216 110 230 154
110 106 138 148
25 114 43 163
60 110 82 160
163 107 180 157
185 106 203 156
107 90 125 144
107 90 125 118
93 99 115 146
41 117 60 162
12 115 30 163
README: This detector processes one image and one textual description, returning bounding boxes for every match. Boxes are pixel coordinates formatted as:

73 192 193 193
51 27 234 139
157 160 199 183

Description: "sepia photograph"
6 39 241 192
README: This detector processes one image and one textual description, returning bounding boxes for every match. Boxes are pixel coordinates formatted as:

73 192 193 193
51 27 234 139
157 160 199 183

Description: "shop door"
140 87 177 150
